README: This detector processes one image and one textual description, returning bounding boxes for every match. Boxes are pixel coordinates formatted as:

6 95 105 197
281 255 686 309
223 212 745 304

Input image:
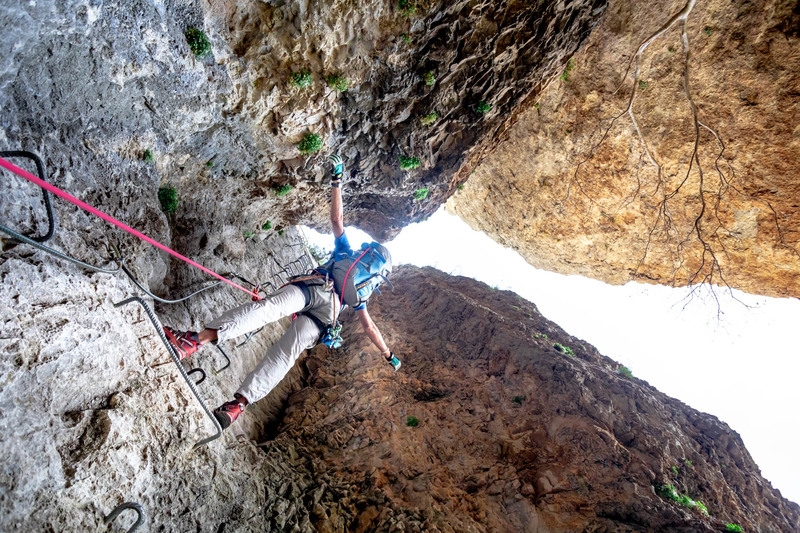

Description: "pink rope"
339 247 370 305
0 156 261 299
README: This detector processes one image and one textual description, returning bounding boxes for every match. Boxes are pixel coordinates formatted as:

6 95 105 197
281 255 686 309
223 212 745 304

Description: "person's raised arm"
357 308 401 370
329 155 344 238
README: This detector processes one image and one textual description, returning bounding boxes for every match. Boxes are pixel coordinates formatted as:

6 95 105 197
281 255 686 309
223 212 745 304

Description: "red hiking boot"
213 395 247 430
163 326 202 360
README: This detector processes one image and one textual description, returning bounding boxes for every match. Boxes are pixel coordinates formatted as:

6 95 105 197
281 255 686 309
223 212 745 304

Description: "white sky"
303 207 800 505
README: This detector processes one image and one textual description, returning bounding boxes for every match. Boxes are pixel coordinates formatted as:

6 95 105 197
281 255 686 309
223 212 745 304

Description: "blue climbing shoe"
385 353 401 371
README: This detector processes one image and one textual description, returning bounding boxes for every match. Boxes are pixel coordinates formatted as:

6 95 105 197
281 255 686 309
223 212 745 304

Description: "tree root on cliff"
567 0 798 305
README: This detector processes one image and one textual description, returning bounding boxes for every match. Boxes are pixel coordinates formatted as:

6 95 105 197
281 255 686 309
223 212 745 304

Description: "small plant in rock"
206 160 214 167
511 395 525 405
274 184 293 197
424 70 435 86
406 415 419 427
476 101 491 115
457 183 464 190
679 494 697 508
298 133 322 155
290 70 313 88
413 187 429 201
157 185 179 214
143 149 154 162
684 459 693 467
725 525 743 533
618 366 634 378
185 27 211 58
553 343 574 356
657 484 705 513
261 221 272 230
533 102 540 109
420 112 438 126
657 484 681 503
704 26 712 36
533 332 548 339
639 80 648 90
325 73 349 92
399 155 421 170
398 0 416 17
671 465 679 476
243 229 254 239
401 33 412 44
559 58 575 82
278 229 285 236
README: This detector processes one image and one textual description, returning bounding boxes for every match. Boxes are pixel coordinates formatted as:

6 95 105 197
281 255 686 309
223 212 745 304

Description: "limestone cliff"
2 0 799 532
449 0 800 298
2 262 798 531
1 0 605 254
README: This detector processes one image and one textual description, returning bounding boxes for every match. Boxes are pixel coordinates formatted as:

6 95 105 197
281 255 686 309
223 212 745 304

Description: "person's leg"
237 314 321 403
206 284 307 343
214 315 321 429
164 284 307 359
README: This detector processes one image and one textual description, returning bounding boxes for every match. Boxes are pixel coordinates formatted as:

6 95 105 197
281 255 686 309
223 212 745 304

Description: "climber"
162 154 400 430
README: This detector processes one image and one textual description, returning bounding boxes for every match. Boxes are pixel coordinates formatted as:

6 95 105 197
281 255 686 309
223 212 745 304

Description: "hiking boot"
163 326 202 360
385 353 401 371
213 396 246 430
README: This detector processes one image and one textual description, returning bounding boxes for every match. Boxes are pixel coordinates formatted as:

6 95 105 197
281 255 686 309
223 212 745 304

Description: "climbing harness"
104 501 145 533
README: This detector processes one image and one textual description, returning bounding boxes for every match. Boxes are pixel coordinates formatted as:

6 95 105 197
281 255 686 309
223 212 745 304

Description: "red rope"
0 156 261 299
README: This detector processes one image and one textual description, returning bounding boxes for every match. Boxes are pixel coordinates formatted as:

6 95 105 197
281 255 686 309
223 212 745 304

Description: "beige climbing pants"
206 284 327 403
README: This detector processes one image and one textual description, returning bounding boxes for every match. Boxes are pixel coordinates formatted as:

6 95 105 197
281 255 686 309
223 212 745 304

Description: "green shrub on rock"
413 187 429 201
399 155 420 170
420 112 438 126
298 133 322 155
185 27 211 58
275 184 293 197
290 70 313 88
157 185 179 214
325 74 349 92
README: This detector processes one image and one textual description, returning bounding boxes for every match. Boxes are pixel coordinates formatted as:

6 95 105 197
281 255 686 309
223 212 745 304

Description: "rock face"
449 0 800 298
2 0 799 532
1 0 605 251
2 262 798 531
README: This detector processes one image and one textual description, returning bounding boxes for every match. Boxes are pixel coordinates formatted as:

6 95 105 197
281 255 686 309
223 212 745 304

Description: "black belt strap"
291 281 326 338
293 281 312 310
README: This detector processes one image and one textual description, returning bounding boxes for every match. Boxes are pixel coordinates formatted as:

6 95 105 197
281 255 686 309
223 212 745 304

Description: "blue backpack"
328 242 392 308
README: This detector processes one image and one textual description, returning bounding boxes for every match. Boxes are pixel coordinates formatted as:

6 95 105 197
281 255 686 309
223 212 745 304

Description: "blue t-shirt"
319 231 366 310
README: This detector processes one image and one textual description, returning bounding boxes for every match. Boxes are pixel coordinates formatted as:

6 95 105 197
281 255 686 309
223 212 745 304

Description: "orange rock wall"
450 0 800 298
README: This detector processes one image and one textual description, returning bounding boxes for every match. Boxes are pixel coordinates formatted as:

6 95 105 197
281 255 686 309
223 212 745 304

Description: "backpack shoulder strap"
339 247 370 306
